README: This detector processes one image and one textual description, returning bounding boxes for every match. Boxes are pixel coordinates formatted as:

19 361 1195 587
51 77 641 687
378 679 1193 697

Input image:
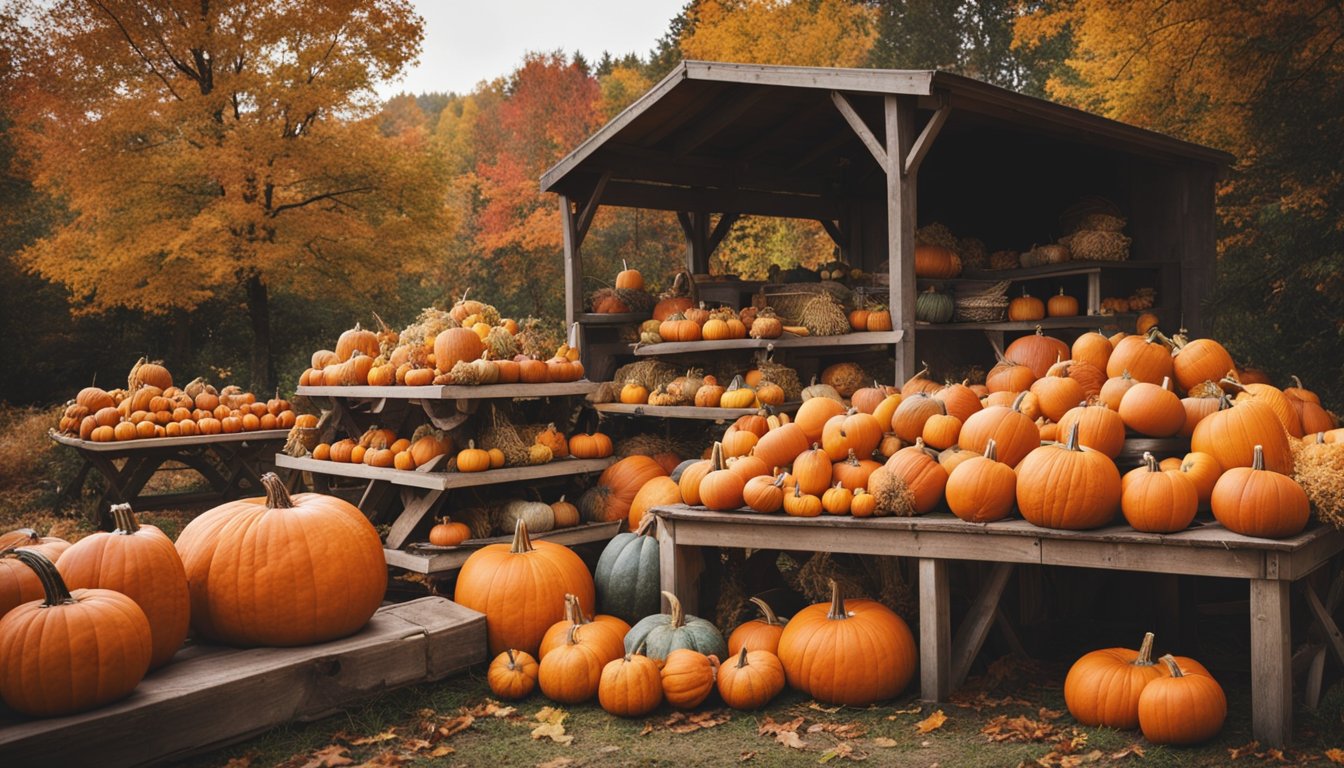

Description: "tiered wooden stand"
279 382 618 574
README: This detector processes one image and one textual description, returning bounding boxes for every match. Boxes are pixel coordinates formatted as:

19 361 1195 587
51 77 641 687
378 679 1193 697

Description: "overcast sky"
376 1 689 97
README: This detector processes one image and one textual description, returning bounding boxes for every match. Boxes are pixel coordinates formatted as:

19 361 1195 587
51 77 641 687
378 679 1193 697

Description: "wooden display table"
50 430 289 526
650 505 1344 747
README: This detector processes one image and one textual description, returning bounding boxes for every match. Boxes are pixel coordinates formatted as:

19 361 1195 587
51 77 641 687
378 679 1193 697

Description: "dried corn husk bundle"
616 433 685 460
610 359 680 391
915 222 960 251
399 306 459 350
283 424 321 457
1293 439 1344 530
755 359 802 400
868 467 916 516
1019 243 1071 268
451 506 494 539
479 404 530 467
483 326 518 359
513 317 564 359
1060 196 1124 233
989 250 1020 270
588 286 655 314
766 290 850 336
959 237 988 270
1061 229 1131 262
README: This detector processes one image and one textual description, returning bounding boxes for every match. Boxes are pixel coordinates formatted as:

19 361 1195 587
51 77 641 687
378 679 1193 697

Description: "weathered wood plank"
1250 579 1293 747
951 563 1015 688
1038 538 1264 578
0 598 485 768
274 455 614 491
830 91 887 169
903 97 950 177
50 429 290 452
592 402 800 421
295 381 599 400
1303 583 1344 667
919 558 951 702
632 331 903 356
657 518 705 617
386 521 623 574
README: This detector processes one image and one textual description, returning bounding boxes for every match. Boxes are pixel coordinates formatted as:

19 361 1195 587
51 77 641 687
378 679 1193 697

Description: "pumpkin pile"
309 421 612 473
643 323 1334 538
58 360 298 441
299 297 582 388
1064 631 1225 745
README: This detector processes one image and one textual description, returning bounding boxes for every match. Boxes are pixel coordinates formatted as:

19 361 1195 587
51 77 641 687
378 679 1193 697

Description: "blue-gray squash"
594 516 660 624
624 590 727 661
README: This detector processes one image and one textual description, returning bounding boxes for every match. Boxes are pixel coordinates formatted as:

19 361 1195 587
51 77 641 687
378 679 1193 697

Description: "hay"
1293 439 1344 530
611 359 680 392
479 404 530 467
989 251 1020 270
399 307 458 350
616 433 683 459
959 237 988 270
755 359 802 400
1062 229 1131 261
916 222 960 252
514 317 564 359
1075 213 1127 232
766 290 850 336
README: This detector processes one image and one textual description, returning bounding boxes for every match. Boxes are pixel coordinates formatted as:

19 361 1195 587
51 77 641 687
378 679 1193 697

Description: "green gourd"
624 590 728 661
915 286 954 324
594 516 661 624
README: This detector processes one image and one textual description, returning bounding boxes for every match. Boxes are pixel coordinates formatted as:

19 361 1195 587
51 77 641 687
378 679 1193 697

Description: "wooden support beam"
831 91 887 170
1250 578 1292 746
919 558 951 702
561 195 581 328
952 563 1015 688
819 219 846 249
1303 582 1344 667
707 212 740 256
903 96 950 177
887 94 918 382
599 180 844 220
673 88 770 157
574 170 610 247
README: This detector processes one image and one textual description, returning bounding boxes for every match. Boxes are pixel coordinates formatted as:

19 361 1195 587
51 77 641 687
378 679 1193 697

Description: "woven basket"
953 280 1011 323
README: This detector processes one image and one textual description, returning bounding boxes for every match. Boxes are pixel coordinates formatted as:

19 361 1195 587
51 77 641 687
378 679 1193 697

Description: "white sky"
376 1 689 97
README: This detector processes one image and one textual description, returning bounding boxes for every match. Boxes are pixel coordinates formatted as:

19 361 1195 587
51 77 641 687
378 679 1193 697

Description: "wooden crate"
0 597 486 768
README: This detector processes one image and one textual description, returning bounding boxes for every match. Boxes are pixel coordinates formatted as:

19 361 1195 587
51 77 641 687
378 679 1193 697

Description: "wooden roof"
541 61 1233 217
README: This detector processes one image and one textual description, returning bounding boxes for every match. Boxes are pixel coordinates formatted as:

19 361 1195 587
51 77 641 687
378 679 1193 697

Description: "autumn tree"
5 0 450 391
1015 0 1344 408
680 0 878 67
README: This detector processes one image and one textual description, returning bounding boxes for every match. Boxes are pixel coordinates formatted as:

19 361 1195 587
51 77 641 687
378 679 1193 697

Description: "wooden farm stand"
651 506 1344 747
0 597 486 768
545 61 1231 382
280 382 620 574
49 429 289 527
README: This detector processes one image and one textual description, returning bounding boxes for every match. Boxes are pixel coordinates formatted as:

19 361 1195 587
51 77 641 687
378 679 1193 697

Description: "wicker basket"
953 280 1011 323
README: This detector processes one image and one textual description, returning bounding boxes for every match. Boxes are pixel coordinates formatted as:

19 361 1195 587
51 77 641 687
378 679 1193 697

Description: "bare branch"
268 187 374 217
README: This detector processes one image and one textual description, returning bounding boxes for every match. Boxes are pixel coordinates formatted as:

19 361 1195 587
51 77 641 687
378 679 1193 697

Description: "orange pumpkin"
1016 423 1121 530
579 456 668 523
958 392 1039 468
728 596 787 656
946 439 1016 524
1210 445 1309 538
882 439 948 515
1121 453 1197 533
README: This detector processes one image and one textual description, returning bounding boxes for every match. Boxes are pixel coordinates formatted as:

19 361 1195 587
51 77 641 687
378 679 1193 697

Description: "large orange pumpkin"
56 504 189 669
946 439 1016 523
579 456 667 525
628 476 681 530
1056 401 1125 459
1191 397 1293 475
1210 445 1310 538
0 549 151 717
456 520 596 656
1004 327 1070 379
1107 330 1174 385
1016 423 1121 530
1064 631 1206 730
776 580 916 706
1121 453 1197 533
1171 337 1234 394
175 474 386 647
728 596 787 656
882 439 948 515
753 422 810 470
958 392 1040 468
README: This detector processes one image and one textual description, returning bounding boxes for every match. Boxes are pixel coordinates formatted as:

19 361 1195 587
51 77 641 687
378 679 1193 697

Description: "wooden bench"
650 505 1344 747
50 430 290 527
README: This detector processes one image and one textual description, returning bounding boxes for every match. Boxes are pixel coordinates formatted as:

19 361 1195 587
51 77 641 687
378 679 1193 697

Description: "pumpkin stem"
1158 654 1185 677
565 624 581 646
1290 375 1305 390
1251 444 1265 471
1011 391 1030 413
1134 631 1157 666
110 503 142 534
7 548 75 606
509 518 535 554
505 648 519 671
569 594 594 626
261 472 293 509
983 439 998 462
661 590 685 628
1143 452 1159 472
735 646 751 669
748 596 782 626
710 441 726 472
825 579 849 621
1062 422 1082 452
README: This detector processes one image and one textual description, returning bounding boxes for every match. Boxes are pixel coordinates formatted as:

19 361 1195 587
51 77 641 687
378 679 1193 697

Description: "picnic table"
650 505 1344 747
50 430 290 526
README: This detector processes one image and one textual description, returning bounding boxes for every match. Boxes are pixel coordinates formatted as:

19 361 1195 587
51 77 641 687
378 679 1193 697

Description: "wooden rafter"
573 170 610 248
819 219 846 248
673 88 770 157
830 91 887 170
904 95 950 177
707 213 740 255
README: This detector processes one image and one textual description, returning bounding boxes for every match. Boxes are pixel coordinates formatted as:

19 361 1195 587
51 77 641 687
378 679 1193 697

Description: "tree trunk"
245 273 275 393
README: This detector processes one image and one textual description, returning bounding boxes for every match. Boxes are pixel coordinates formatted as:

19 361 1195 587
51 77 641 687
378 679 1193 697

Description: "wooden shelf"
592 401 800 420
50 429 291 452
957 259 1165 282
296 381 599 400
577 312 649 325
386 521 623 574
915 314 1139 332
275 454 614 491
632 330 903 356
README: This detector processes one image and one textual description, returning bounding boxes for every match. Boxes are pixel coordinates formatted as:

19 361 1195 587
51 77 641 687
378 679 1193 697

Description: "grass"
2 406 1342 767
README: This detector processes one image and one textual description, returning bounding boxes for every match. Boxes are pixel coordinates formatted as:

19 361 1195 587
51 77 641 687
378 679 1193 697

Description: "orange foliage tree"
6 0 450 390
680 0 879 67
1015 0 1344 408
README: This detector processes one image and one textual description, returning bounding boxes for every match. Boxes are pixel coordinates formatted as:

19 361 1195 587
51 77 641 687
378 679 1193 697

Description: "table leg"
919 558 951 703
1250 578 1292 746
951 562 1014 688
656 517 702 615
385 489 444 549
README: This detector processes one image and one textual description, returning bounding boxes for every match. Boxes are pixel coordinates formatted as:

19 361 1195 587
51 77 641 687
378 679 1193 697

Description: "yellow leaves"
530 706 574 746
759 715 808 749
681 0 879 68
914 709 947 734
1326 748 1344 765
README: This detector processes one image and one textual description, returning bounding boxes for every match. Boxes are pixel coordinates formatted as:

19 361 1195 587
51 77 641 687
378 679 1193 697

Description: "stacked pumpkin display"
618 370 791 410
640 301 814 347
631 323 1331 540
299 296 583 388
309 421 612 474
57 359 299 442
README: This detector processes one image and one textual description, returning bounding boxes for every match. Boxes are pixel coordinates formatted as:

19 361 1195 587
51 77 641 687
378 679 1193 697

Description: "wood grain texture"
50 429 290 452
296 381 599 400
386 521 623 574
0 598 486 768
275 455 614 491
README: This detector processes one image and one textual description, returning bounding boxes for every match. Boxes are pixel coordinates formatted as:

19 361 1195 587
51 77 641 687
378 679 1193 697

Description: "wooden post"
656 515 703 616
886 95 917 382
1250 578 1292 746
919 558 951 702
560 195 580 330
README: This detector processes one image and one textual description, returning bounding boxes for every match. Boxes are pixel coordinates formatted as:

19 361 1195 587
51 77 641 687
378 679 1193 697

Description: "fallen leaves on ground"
950 691 1033 711
297 746 354 768
223 755 255 768
352 752 409 768
465 699 518 719
818 742 867 762
809 701 843 713
536 758 575 768
886 705 923 719
1110 744 1145 760
531 706 574 745
915 710 948 734
347 729 398 746
1029 748 1105 767
872 737 898 748
1038 708 1063 721
808 722 868 739
1327 748 1344 765
760 715 808 750
981 714 1059 743
641 710 732 735
740 751 757 762
1227 741 1317 762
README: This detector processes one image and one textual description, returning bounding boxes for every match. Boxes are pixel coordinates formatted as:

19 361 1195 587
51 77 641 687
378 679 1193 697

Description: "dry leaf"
808 722 868 739
759 716 805 737
818 742 866 762
872 737 897 748
1110 744 1145 760
950 691 1032 711
353 752 410 768
652 710 732 735
536 759 575 768
349 729 398 746
436 715 474 739
915 710 947 734
532 707 573 746
887 706 923 718
428 745 454 758
223 755 255 768
401 739 433 753
810 701 843 713
740 751 756 762
1229 741 1261 760
466 699 516 718
299 746 354 768
598 746 621 754
1038 707 1063 721
777 730 808 750
1326 748 1344 765
981 714 1058 743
